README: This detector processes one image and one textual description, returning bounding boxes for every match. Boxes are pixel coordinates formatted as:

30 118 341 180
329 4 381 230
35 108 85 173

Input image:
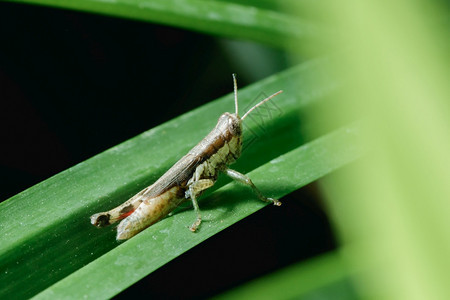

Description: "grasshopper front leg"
223 168 281 206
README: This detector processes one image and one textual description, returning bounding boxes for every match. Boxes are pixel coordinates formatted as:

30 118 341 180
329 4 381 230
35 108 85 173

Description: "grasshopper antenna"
232 73 239 117
241 90 283 120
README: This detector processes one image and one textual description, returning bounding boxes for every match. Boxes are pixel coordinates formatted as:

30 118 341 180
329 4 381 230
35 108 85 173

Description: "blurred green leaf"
308 1 450 299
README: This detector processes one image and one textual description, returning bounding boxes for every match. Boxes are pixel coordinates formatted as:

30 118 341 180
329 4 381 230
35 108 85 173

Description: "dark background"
0 3 336 298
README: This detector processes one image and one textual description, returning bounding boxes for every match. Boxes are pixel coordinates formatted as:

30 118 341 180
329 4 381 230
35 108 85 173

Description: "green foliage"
6 0 447 299
0 56 360 298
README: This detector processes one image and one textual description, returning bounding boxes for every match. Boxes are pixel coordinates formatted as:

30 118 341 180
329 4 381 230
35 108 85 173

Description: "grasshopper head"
216 112 242 138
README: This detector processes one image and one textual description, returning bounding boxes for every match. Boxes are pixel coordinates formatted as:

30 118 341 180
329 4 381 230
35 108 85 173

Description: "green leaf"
9 0 320 48
0 60 360 299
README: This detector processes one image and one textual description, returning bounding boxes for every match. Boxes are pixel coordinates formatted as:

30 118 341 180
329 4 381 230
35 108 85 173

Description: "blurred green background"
310 1 450 299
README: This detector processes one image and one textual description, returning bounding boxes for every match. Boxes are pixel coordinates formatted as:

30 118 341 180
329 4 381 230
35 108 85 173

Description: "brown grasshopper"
91 74 282 240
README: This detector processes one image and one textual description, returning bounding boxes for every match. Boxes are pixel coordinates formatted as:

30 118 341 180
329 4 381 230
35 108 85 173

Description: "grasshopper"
91 74 282 240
